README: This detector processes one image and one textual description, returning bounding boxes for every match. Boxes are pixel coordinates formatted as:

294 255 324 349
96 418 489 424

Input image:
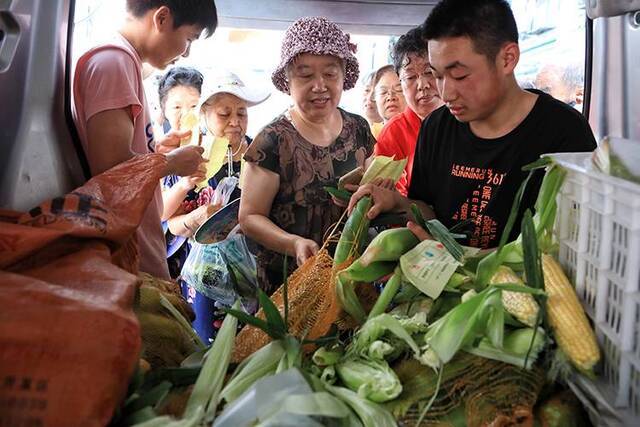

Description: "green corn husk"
186 302 239 422
325 186 353 202
357 228 419 267
334 196 372 324
422 285 545 368
219 340 285 404
476 159 564 286
336 357 403 403
360 156 408 186
159 294 206 350
312 346 343 367
325 384 398 427
351 313 421 359
133 302 240 427
339 260 397 283
465 327 547 369
216 369 364 426
334 197 372 266
367 341 395 360
368 267 403 320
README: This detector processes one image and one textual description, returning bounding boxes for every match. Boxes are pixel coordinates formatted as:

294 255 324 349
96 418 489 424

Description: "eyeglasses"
400 70 435 87
374 85 403 98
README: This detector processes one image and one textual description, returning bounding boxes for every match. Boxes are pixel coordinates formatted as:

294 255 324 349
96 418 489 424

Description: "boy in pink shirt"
73 1 218 279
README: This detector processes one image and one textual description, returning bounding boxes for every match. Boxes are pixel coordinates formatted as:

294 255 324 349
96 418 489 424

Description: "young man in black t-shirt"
348 0 596 248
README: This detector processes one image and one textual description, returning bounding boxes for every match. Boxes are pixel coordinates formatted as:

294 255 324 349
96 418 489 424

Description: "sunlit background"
72 0 586 137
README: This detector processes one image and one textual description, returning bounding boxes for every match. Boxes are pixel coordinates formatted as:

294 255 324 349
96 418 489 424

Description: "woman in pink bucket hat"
239 17 376 293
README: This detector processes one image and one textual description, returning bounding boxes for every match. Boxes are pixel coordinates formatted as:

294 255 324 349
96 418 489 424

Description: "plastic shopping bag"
181 233 258 313
212 175 239 206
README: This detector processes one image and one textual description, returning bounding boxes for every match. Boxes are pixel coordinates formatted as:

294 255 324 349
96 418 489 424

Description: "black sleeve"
552 104 598 153
408 115 434 204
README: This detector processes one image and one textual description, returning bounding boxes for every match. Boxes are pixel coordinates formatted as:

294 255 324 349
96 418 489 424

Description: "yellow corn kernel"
490 266 539 327
542 254 600 371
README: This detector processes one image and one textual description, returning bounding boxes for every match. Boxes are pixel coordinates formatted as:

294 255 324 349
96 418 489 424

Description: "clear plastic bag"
181 233 258 313
213 176 239 206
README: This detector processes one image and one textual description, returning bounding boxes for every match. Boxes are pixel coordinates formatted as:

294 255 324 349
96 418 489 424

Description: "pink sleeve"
76 49 142 123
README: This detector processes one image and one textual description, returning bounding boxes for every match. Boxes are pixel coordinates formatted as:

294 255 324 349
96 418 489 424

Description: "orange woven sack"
0 154 166 427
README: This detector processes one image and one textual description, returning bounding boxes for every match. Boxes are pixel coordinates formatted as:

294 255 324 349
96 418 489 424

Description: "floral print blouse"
243 108 375 292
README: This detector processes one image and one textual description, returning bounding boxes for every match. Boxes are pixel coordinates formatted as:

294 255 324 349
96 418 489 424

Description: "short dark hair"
391 26 427 74
422 0 518 60
126 1 218 38
157 66 204 110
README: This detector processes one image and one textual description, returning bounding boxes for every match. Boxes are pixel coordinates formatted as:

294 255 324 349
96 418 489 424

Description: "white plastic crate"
552 151 640 423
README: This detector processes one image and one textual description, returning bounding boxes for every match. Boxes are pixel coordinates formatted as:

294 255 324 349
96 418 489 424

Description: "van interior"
1 0 640 425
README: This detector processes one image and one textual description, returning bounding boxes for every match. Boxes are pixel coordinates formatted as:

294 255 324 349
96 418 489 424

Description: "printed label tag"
400 240 478 299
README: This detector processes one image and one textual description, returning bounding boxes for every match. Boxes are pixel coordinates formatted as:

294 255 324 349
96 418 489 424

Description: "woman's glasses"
399 70 435 88
374 84 403 98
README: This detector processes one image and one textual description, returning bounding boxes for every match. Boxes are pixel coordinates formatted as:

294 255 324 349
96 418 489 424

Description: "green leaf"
279 391 352 419
410 203 428 230
334 196 372 266
352 313 421 358
325 186 353 201
258 288 286 338
425 219 465 262
522 210 544 290
416 364 444 426
476 169 535 287
159 294 205 350
521 156 553 171
222 308 272 336
124 406 158 426
125 381 172 414
141 367 200 392
488 282 546 296
485 304 504 348
411 204 466 262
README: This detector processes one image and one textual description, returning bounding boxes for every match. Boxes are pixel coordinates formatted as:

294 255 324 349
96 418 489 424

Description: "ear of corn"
490 266 540 328
541 254 600 372
357 228 419 267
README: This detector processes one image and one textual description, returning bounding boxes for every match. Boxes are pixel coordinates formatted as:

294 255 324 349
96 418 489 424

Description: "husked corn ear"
490 266 540 327
542 254 600 371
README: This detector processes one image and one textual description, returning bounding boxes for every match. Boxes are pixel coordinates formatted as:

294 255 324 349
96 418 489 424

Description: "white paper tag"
400 240 479 299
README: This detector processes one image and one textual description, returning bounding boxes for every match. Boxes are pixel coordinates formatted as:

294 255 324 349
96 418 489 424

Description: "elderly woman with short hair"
372 64 407 124
240 17 377 293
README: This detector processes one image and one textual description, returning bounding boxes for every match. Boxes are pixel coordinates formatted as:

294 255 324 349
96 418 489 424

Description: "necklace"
230 139 246 158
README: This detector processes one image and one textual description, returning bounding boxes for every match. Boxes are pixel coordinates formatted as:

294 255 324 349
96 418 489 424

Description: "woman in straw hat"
163 71 269 244
240 17 377 294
